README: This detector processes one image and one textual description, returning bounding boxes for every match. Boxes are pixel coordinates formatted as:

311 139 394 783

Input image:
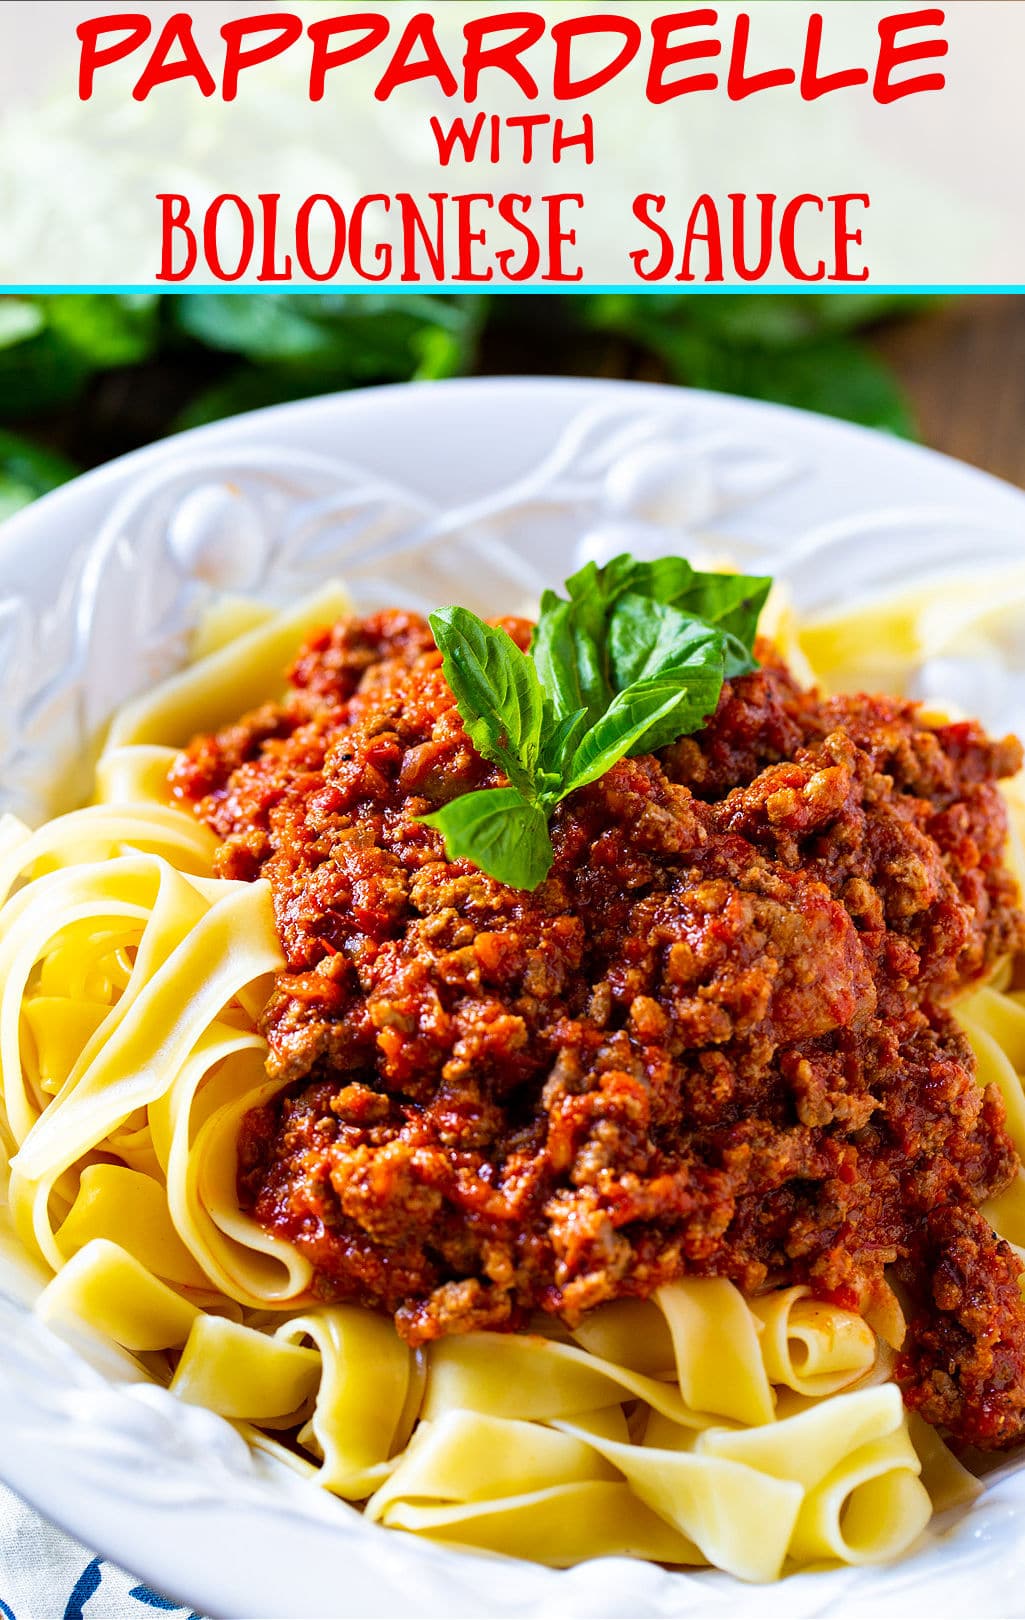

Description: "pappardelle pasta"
1 568 1023 1584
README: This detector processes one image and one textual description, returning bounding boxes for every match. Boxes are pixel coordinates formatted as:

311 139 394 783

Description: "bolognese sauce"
169 609 1025 1449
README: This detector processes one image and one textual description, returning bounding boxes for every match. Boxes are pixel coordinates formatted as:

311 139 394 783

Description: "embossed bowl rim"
2 376 1025 1619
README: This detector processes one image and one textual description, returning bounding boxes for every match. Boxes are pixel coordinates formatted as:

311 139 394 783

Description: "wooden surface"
873 296 1025 491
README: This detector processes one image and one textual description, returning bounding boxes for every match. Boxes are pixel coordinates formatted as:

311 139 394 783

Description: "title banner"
0 0 1018 288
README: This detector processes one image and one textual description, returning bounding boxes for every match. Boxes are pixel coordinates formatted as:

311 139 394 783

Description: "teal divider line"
0 284 1023 295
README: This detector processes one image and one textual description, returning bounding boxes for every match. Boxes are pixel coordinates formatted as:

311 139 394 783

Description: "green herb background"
0 291 937 520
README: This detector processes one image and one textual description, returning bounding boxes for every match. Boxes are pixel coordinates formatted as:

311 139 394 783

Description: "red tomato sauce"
170 611 1025 1448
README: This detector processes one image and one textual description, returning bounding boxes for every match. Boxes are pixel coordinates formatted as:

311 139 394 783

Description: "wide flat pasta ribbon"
424 1329 712 1431
748 1286 878 1398
0 804 217 904
797 561 1025 698
370 1408 622 1511
56 1163 209 1289
276 1308 420 1498
366 1410 704 1568
36 1238 201 1352
788 1429 931 1566
555 1414 803 1583
106 582 351 749
374 1480 703 1568
154 1031 313 1306
655 1278 775 1425
569 1296 674 1375
956 995 1025 1246
95 745 180 808
9 871 282 1271
692 1384 905 1489
171 1314 321 1425
0 859 166 1147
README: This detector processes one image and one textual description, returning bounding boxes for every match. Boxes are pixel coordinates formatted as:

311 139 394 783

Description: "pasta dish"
3 554 1025 1583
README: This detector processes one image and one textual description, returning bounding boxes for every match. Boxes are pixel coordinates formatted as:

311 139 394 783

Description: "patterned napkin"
0 1485 204 1620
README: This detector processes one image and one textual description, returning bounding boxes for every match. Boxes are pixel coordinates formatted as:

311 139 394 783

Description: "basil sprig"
421 556 771 890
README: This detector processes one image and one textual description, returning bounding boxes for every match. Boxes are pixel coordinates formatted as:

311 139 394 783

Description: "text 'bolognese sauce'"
170 609 1025 1449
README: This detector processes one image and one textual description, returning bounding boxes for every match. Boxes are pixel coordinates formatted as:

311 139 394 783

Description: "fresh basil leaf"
668 571 772 677
605 562 768 676
630 675 725 755
538 702 588 783
564 555 620 606
608 593 722 688
567 554 696 613
550 555 768 690
560 682 696 795
531 590 610 726
429 607 545 798
427 554 772 891
421 788 553 891
531 593 583 722
621 555 696 605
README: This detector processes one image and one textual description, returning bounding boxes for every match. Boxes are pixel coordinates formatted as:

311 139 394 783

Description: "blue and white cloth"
0 1486 203 1620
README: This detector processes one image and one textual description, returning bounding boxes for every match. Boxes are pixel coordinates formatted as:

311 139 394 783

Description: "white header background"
0 0 1018 287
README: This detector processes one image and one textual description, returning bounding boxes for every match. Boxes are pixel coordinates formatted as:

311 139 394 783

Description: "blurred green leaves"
0 429 77 521
0 293 161 423
40 294 161 366
172 293 479 427
0 290 930 516
173 292 472 370
0 300 46 347
577 293 935 435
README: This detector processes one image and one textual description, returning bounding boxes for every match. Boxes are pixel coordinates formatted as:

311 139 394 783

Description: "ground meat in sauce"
169 609 1025 1450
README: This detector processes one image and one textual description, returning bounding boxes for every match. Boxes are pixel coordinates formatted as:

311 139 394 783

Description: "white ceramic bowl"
2 377 1025 1619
